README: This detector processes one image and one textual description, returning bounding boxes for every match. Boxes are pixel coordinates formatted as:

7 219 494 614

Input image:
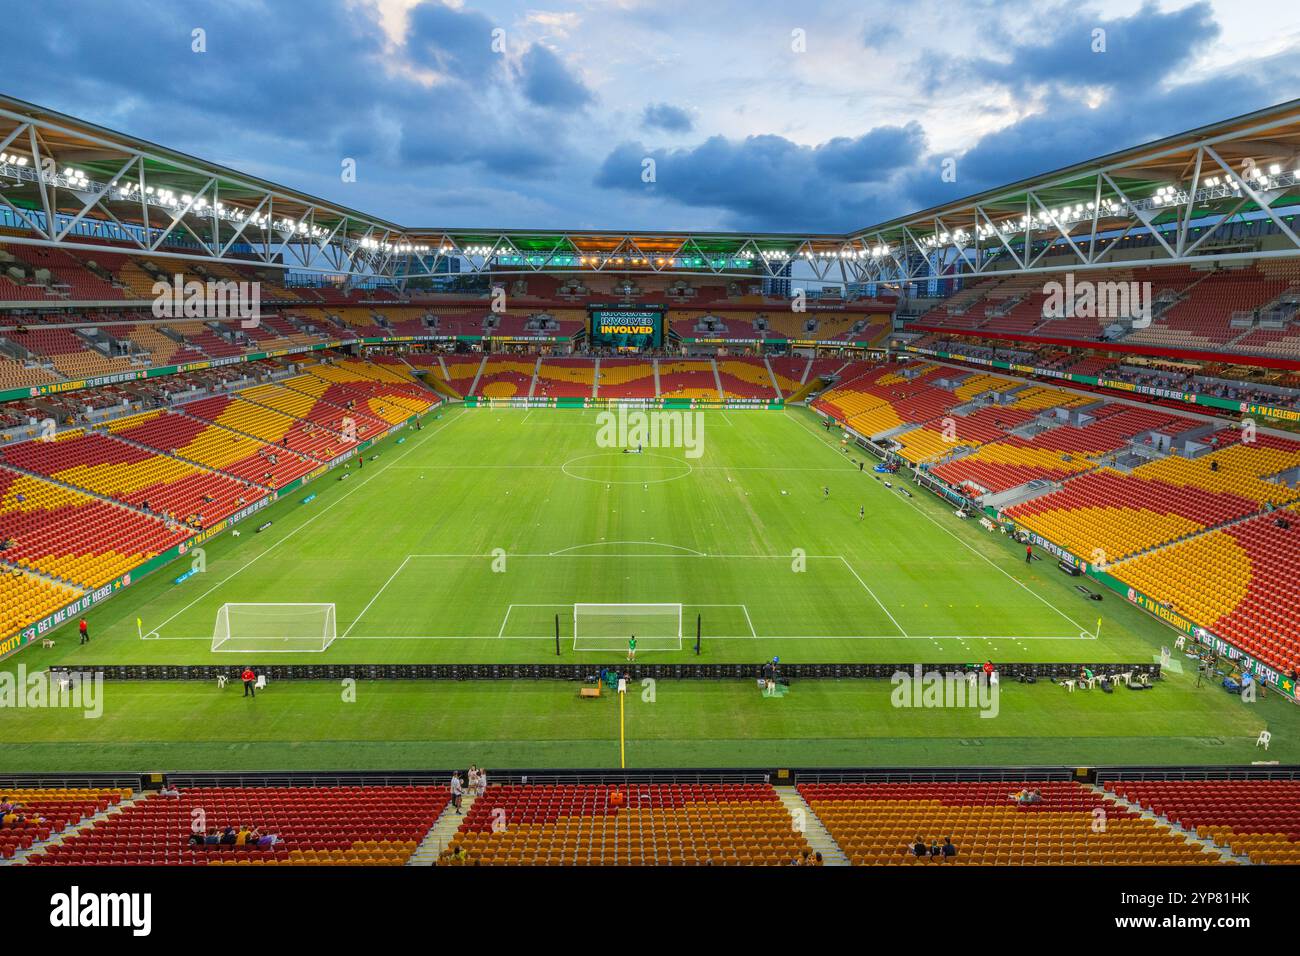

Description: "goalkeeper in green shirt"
627 635 637 662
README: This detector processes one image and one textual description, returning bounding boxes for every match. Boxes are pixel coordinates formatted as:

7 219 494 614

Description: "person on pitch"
627 634 637 662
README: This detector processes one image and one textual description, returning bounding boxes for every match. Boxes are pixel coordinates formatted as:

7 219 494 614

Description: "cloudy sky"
9 0 1300 234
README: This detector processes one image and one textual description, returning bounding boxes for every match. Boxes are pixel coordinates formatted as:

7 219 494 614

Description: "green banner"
5 340 340 404
905 345 1297 423
464 396 783 410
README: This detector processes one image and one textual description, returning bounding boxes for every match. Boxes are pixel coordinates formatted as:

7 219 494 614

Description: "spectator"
911 837 926 858
450 772 464 815
941 837 957 860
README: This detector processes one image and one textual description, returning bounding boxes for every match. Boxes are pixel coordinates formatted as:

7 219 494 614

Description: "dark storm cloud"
0 0 1295 233
596 1 1298 231
518 43 594 109
642 103 694 133
962 1 1219 94
593 135 903 232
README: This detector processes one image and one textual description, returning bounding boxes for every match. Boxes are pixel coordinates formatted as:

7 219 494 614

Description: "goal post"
211 603 337 653
573 603 682 652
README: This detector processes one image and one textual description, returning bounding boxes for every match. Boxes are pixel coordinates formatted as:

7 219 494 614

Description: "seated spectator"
911 837 926 857
203 828 221 846
219 826 237 845
159 784 181 798
941 837 957 860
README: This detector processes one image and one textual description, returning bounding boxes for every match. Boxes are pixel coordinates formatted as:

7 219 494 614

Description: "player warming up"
627 635 637 662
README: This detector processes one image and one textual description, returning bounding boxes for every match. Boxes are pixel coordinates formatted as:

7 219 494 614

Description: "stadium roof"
0 92 1298 285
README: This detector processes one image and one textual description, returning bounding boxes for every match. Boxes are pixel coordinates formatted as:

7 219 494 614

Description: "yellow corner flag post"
137 617 143 639
619 688 626 769
1096 618 1102 640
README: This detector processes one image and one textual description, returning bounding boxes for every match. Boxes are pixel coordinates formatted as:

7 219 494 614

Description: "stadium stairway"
1106 504 1275 570
776 786 849 866
526 356 542 398
763 356 783 398
710 359 725 400
235 390 352 445
1088 784 1246 865
4 792 146 866
0 459 165 522
0 557 82 593
174 405 329 465
652 358 662 397
466 356 487 397
107 429 276 494
408 793 476 866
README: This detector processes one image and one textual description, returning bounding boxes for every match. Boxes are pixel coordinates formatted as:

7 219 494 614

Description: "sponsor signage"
907 346 1299 422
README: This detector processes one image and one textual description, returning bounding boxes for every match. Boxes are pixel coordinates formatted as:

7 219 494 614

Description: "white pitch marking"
148 632 1088 641
342 554 412 639
837 555 908 638
141 408 465 640
785 407 1091 636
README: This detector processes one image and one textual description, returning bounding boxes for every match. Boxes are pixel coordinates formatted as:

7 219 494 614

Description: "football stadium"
0 2 1298 922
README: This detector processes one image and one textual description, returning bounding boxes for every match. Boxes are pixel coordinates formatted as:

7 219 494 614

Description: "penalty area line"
785 408 1092 637
139 408 466 641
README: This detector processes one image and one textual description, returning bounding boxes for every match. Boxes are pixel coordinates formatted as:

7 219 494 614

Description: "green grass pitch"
2 404 1295 770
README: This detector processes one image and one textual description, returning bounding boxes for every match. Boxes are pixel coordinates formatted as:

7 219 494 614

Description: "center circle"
561 452 694 485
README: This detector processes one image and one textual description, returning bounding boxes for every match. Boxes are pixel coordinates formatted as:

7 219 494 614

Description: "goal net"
212 603 337 653
573 603 682 652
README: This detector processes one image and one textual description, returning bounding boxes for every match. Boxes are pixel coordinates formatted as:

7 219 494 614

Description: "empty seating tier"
445 784 810 866
1105 780 1300 864
800 781 1221 865
0 465 192 588
27 786 449 866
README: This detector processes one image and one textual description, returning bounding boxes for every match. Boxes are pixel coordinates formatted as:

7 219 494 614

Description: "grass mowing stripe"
145 405 466 640
784 406 1092 636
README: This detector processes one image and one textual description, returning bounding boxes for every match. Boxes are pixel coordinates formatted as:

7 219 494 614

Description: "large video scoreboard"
588 305 664 350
